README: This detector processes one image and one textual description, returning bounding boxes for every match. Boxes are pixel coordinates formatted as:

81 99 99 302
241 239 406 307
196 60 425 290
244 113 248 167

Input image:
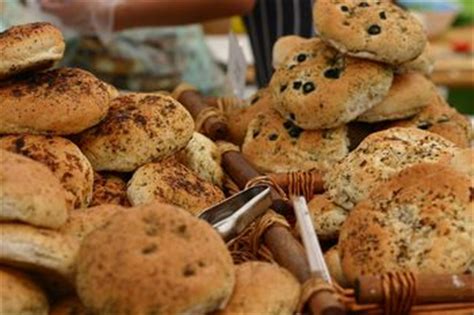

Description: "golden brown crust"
217 262 301 315
270 41 393 129
0 266 49 315
242 109 349 173
50 297 86 315
76 202 235 315
90 172 130 207
314 0 427 64
308 194 348 240
0 135 94 209
0 22 64 79
397 43 435 76
358 73 435 122
325 128 457 209
0 150 68 229
339 163 473 284
0 68 114 135
127 159 225 216
78 93 194 172
272 35 314 68
324 246 350 287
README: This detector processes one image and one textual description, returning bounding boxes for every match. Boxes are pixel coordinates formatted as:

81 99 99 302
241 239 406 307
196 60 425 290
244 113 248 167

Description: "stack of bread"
224 0 472 288
1 22 306 314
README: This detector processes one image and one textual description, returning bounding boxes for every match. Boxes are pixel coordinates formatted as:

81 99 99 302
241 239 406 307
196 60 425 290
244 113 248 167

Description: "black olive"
302 82 316 94
288 125 304 138
340 5 349 12
379 11 387 19
297 54 307 62
324 68 341 79
283 120 293 129
280 84 288 92
253 130 261 138
367 24 382 35
268 133 278 141
417 122 433 130
251 95 260 104
289 113 296 120
293 81 302 90
359 2 369 7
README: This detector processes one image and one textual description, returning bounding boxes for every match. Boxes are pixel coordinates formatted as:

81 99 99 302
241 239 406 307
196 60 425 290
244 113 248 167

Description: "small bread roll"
0 266 49 315
127 159 225 216
217 262 300 315
90 172 130 207
0 22 65 79
76 202 235 315
0 135 94 209
0 150 68 229
272 35 308 68
308 194 348 240
324 246 350 288
0 68 116 135
78 93 194 172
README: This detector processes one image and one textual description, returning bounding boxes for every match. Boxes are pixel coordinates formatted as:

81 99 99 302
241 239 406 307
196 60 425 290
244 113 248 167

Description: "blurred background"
0 0 472 114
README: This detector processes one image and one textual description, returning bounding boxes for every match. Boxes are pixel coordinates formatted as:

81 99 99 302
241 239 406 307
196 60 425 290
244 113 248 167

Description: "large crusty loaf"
76 201 235 315
0 223 79 283
176 132 224 187
90 172 130 207
0 135 94 209
78 93 194 172
0 150 68 229
0 68 116 135
314 0 427 65
127 158 225 216
242 109 349 173
217 262 301 315
325 127 457 210
339 163 473 284
270 40 393 129
0 22 64 79
0 266 49 315
357 73 434 123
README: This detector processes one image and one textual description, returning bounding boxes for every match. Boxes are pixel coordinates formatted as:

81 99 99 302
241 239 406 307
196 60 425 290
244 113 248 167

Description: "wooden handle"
356 274 474 305
177 90 228 141
267 171 326 195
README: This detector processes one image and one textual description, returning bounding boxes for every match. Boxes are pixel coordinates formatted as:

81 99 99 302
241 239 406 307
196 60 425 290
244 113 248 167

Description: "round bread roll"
217 262 300 315
127 159 225 216
313 0 427 65
446 148 474 180
227 88 272 145
276 37 325 70
50 297 86 315
0 266 49 315
272 35 309 68
76 201 235 315
78 93 194 172
308 194 348 240
0 150 68 229
59 204 125 242
397 43 435 76
242 109 349 173
357 73 435 123
0 22 64 80
0 135 94 209
325 127 457 210
324 246 350 288
339 163 473 284
0 223 79 283
0 68 116 135
389 92 472 148
176 132 224 187
270 41 393 130
90 172 130 207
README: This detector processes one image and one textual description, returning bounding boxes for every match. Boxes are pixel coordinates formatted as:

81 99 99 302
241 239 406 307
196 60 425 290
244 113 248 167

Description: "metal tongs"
199 185 272 241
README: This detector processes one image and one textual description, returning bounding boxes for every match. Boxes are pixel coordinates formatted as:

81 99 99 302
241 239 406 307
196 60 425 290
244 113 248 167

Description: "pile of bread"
0 0 472 313
226 0 473 288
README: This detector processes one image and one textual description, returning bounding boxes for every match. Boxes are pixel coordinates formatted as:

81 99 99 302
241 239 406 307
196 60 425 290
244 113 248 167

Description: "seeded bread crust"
0 266 49 315
0 150 68 229
339 163 473 284
273 36 321 69
243 109 349 173
90 172 130 207
76 202 235 315
397 43 435 76
0 135 94 209
78 93 194 172
358 73 434 122
314 0 427 65
127 159 225 216
272 35 308 68
308 194 348 240
0 22 64 79
0 68 115 135
325 128 457 210
270 41 393 130
217 262 301 315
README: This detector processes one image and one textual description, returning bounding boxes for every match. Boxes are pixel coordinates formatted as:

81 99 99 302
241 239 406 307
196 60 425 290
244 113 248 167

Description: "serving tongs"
199 185 272 241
